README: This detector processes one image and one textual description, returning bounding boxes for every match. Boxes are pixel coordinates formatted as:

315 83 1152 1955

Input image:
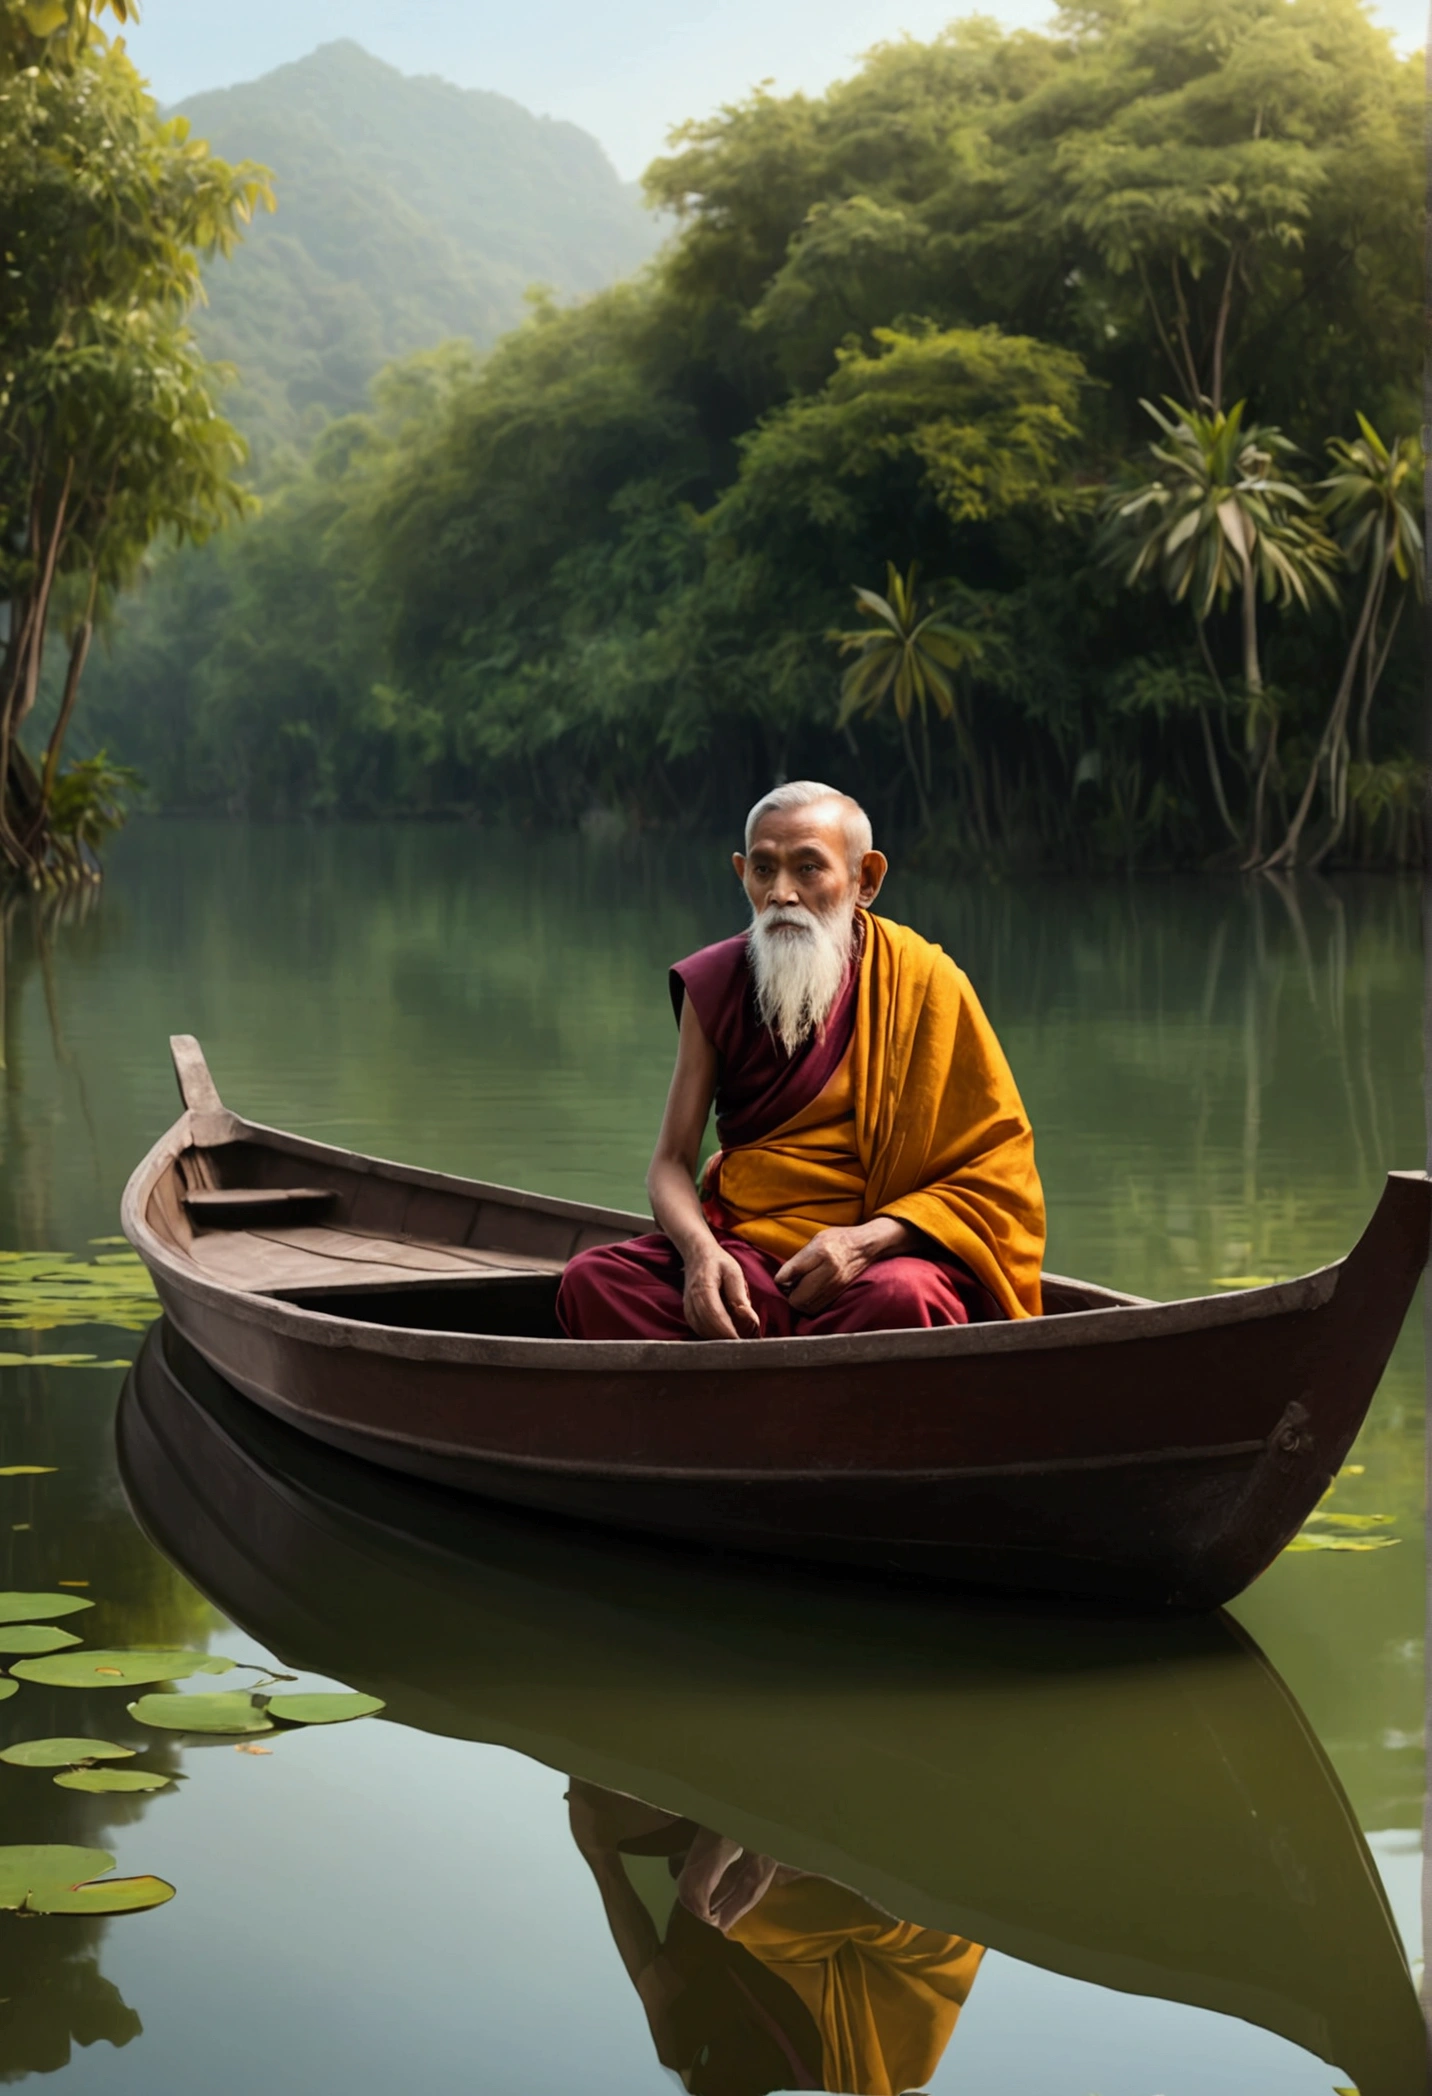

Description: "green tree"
0 0 132 74
0 33 270 884
831 563 985 832
1102 399 1338 858
1263 417 1424 870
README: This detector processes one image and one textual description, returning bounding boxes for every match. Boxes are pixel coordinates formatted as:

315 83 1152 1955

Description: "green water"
0 821 1424 2093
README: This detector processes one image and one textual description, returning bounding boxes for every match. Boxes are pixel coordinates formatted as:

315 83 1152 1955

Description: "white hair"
743 780 873 872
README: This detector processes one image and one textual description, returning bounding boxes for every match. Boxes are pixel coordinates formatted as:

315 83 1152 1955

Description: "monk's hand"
682 1246 760 1341
774 1218 917 1314
676 1831 783 1934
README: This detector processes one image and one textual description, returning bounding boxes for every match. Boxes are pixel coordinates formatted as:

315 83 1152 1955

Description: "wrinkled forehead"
743 802 854 862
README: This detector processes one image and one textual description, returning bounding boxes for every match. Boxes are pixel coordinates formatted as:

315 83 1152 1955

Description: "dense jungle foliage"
77 0 1427 869
0 0 266 887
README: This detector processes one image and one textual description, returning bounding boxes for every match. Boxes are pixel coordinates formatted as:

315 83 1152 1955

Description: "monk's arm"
647 998 760 1340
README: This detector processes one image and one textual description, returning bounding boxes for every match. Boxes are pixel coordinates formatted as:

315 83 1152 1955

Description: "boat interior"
140 1116 1153 1337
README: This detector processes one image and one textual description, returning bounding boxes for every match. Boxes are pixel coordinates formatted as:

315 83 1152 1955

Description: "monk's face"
733 804 886 924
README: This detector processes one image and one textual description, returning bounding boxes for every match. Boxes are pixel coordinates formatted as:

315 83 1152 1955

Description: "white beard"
747 899 856 1054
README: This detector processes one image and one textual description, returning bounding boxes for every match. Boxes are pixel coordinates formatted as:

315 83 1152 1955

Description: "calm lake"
0 819 1424 2093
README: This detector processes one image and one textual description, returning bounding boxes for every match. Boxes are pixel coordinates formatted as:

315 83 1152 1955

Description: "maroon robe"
556 912 989 1340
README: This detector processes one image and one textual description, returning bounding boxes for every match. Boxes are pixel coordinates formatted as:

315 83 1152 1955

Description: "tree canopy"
81 0 1425 869
0 15 268 882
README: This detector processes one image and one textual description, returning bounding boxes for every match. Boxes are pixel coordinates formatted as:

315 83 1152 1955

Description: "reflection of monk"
568 1780 983 2096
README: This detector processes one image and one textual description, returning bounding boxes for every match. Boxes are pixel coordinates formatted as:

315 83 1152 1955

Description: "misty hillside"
178 40 662 459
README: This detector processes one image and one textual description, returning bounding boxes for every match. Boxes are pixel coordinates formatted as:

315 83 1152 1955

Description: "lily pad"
129 1691 273 1735
0 1625 83 1655
0 1592 94 1625
0 1466 56 1476
10 1650 234 1689
54 1768 173 1794
268 1692 385 1726
1285 1531 1400 1553
0 1250 158 1335
1 1739 135 1768
0 1845 173 1915
0 1680 16 1702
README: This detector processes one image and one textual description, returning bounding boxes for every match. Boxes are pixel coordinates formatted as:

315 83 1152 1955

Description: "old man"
557 780 1044 1340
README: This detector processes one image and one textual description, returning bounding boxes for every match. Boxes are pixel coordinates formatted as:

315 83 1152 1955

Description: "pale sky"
119 0 1426 182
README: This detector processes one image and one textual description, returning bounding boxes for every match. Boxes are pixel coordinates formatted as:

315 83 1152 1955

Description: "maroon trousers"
557 1229 986 1341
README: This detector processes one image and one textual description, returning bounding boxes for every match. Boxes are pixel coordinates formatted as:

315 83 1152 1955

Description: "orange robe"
728 1876 985 2095
709 912 1045 1319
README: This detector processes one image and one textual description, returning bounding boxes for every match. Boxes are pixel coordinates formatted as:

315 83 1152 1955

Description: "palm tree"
830 563 984 832
1261 418 1423 871
1102 400 1339 859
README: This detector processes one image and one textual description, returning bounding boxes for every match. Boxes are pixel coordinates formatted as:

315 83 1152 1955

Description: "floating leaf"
1211 1275 1286 1289
0 1355 113 1368
0 1738 134 1768
129 1691 273 1735
0 1626 83 1655
1285 1532 1400 1553
54 1768 172 1794
0 1845 173 1915
0 1592 93 1624
0 1466 56 1476
0 1680 17 1702
1306 1510 1393 1530
11 1650 234 1689
0 1250 158 1335
268 1691 385 1727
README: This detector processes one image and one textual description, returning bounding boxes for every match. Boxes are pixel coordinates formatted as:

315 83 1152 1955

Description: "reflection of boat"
118 1322 1425 2096
120 1040 1430 1608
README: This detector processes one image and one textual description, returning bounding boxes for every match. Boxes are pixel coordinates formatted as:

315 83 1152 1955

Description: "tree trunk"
1261 556 1384 871
38 611 94 819
1240 554 1262 695
898 709 931 832
1355 573 1400 762
1193 620 1241 842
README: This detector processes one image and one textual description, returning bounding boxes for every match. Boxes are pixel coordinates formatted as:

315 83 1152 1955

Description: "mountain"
175 41 663 461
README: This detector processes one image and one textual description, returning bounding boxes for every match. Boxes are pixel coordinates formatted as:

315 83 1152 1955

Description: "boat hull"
151 1176 1423 1609
122 1039 1431 1611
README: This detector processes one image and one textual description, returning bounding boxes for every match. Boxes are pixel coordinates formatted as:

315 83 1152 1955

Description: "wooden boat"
117 1319 1428 2096
120 1035 1431 1610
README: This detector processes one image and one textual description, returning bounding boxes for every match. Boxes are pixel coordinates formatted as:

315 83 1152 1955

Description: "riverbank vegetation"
59 0 1432 867
0 0 268 887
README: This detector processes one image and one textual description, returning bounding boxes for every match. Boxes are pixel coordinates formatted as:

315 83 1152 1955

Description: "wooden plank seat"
183 1187 336 1218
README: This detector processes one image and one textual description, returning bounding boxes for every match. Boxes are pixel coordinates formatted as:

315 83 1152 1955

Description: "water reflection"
115 1321 1425 2095
0 829 1422 2086
567 1780 983 2095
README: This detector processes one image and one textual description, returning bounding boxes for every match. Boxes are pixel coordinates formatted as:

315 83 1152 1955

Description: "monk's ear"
857 850 888 906
732 852 747 884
